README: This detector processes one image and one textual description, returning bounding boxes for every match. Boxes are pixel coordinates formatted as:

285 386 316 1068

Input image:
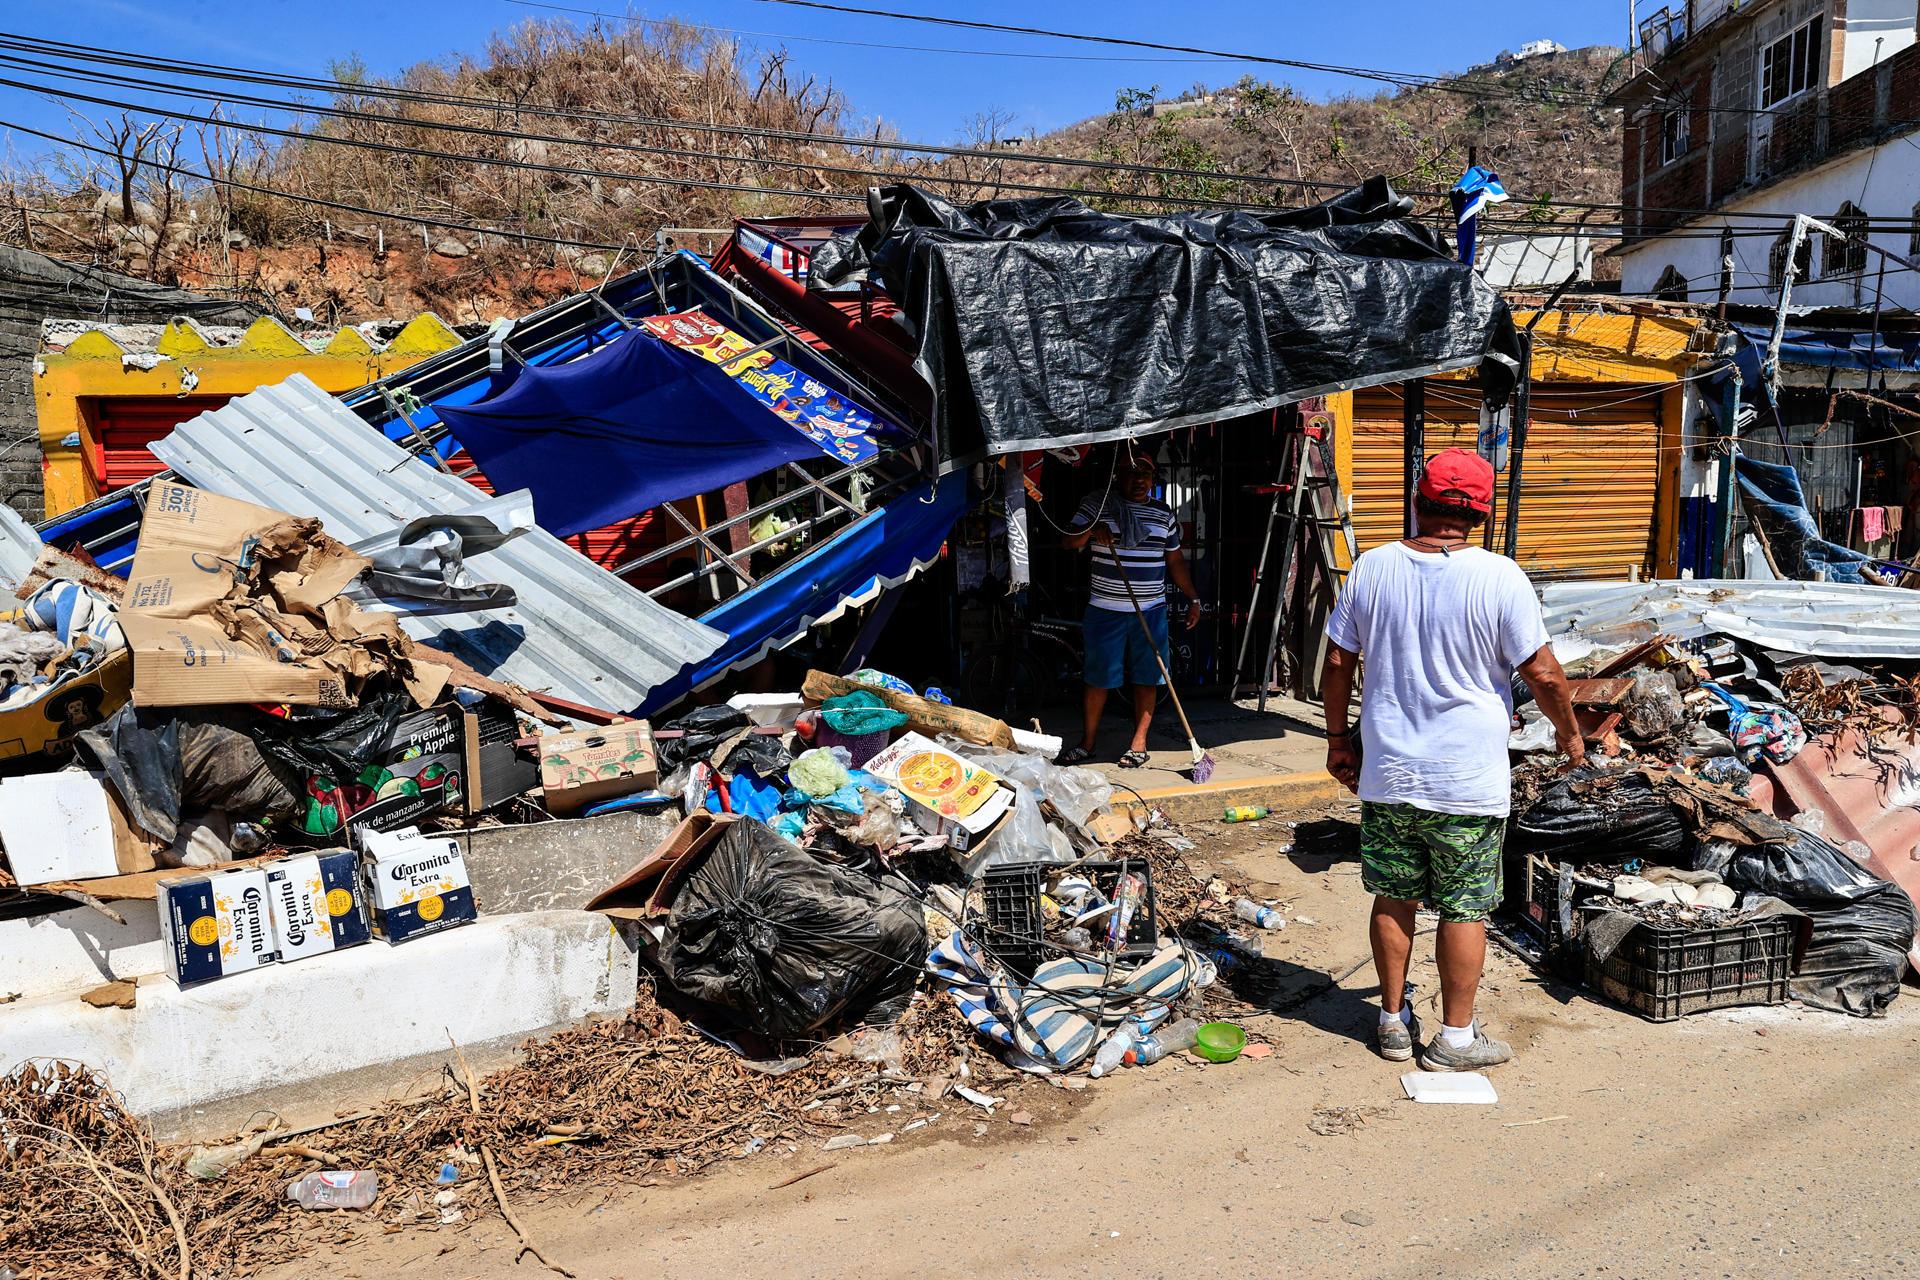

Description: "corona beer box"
265 850 371 962
862 731 1015 852
359 827 476 943
157 866 279 986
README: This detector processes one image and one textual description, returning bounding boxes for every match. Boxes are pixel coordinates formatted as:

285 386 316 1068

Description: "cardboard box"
265 850 371 962
862 732 1015 852
538 721 657 814
360 827 477 943
291 699 536 844
586 812 737 921
0 769 162 885
0 650 133 766
157 866 279 986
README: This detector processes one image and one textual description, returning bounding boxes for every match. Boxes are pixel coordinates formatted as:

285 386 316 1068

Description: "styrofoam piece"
1400 1071 1499 1104
0 771 118 884
727 693 804 728
1010 727 1064 758
0 910 638 1117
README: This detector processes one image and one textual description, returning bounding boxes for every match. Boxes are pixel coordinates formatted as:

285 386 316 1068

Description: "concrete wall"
1841 0 1918 78
1620 131 1920 306
0 246 253 520
0 910 640 1116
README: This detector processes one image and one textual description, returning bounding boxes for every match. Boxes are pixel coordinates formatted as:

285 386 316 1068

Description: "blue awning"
434 330 825 538
1731 322 1920 375
638 474 968 714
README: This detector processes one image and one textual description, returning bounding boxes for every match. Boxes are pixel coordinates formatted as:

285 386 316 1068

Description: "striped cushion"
1010 992 1098 1069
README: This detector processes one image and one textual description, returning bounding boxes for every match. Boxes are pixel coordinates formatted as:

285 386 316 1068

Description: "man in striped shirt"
1061 453 1201 768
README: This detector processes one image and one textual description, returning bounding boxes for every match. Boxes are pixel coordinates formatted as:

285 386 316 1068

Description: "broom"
1103 541 1215 782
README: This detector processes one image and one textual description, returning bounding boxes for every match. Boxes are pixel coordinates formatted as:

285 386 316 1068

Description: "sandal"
1118 749 1150 769
1057 745 1094 766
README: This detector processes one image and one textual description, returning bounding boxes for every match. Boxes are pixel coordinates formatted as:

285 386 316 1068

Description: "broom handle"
1102 539 1202 746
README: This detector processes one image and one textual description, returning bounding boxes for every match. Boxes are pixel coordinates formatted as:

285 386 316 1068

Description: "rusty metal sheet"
1567 677 1636 707
1752 727 1920 969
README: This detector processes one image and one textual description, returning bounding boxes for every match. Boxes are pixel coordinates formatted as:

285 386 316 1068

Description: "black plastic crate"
1583 913 1795 1022
1514 855 1602 978
980 863 1047 981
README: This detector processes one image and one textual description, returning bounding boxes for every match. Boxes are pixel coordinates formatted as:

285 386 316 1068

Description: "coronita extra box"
157 866 279 986
359 827 476 943
265 850 371 962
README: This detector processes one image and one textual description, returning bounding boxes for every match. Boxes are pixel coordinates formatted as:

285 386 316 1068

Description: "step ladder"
1229 399 1357 712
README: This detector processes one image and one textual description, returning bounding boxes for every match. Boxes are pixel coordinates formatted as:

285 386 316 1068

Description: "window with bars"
1823 203 1868 277
1769 229 1812 289
1660 95 1692 164
1653 265 1689 302
1759 17 1823 108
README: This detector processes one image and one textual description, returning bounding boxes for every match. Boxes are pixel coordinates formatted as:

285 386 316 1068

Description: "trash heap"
1505 630 1920 1020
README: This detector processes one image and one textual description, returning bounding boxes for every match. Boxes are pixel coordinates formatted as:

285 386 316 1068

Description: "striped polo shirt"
1069 494 1181 612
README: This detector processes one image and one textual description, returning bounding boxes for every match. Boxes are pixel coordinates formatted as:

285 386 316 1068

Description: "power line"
508 0 1240 64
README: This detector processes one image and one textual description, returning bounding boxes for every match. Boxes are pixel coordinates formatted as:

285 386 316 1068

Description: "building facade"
1616 0 1920 307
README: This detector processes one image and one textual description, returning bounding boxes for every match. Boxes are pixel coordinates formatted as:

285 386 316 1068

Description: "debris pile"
1507 622 1920 1019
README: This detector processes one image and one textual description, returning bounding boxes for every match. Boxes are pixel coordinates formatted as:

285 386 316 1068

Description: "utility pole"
1629 0 1639 76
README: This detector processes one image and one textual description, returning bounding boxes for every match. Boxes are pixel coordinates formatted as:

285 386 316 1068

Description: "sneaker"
1373 1009 1420 1062
1416 1023 1513 1072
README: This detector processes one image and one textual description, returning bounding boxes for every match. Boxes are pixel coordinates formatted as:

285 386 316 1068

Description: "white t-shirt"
1324 542 1549 817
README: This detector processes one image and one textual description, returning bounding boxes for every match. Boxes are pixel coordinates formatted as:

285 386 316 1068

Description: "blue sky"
2 0 1628 153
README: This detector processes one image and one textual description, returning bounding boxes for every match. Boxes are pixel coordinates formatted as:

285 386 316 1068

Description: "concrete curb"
1111 769 1346 823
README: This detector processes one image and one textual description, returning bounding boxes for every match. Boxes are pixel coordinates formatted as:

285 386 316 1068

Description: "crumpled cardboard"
120 482 450 709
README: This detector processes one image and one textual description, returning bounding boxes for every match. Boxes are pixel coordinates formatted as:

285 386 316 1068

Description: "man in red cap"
1320 447 1583 1071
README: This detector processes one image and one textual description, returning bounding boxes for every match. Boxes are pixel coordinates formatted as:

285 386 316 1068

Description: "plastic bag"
655 818 927 1039
1623 670 1683 739
818 689 910 737
1697 826 1918 1016
0 630 68 688
657 704 750 774
722 733 792 777
933 736 1113 834
790 747 853 798
80 704 301 845
1510 765 1687 862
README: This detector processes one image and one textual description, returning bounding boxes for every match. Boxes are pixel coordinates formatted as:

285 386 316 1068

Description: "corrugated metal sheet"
0 503 42 593
1540 580 1920 659
149 374 725 714
1352 383 1660 582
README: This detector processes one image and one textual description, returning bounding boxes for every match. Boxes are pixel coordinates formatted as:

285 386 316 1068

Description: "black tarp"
811 179 1520 462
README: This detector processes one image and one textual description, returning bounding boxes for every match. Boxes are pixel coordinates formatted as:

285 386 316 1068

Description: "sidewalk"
1036 692 1340 819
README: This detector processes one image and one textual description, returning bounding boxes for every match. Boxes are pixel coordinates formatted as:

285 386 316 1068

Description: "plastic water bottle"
286 1171 378 1210
1233 898 1286 931
1088 1025 1138 1078
1222 805 1269 823
1127 1018 1201 1067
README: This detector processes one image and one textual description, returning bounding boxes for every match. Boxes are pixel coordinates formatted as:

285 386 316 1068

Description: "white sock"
1440 1022 1475 1049
1379 1006 1412 1027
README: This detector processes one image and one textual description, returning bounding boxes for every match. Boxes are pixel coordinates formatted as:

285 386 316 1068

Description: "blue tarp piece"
1731 323 1920 376
639 475 969 715
1450 165 1509 266
433 330 825 538
1734 455 1878 584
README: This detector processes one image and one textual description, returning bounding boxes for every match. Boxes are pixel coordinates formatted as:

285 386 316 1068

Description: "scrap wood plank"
1567 677 1636 707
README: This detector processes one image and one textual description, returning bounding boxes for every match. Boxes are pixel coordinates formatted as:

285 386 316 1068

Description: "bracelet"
1327 728 1355 740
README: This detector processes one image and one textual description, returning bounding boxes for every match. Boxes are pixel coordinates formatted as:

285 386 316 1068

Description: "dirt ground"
258 804 1920 1280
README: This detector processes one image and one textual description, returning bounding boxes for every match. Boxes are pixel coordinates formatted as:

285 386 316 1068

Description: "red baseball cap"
1418 448 1496 514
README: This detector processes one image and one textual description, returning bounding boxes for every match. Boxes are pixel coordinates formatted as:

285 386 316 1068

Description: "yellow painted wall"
35 314 460 515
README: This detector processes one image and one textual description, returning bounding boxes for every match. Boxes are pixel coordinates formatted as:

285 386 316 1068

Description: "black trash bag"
248 684 418 780
657 704 750 774
723 732 793 777
655 819 926 1040
79 704 302 844
1511 766 1688 863
1698 828 1917 1016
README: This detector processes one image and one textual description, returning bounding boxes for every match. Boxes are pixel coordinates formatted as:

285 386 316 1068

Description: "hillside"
0 26 1627 322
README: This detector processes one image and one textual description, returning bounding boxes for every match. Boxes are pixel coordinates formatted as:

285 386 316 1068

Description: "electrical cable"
4 26 1911 227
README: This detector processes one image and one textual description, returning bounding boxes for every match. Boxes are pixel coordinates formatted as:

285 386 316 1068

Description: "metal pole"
1713 365 1741 578
1502 331 1534 559
1402 378 1426 538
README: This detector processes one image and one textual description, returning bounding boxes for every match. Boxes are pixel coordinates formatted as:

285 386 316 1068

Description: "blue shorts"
1083 605 1169 689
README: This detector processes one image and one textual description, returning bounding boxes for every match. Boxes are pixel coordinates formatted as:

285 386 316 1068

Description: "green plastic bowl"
1194 1021 1247 1063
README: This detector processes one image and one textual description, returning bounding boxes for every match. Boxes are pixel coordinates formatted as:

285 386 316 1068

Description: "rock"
1341 1210 1375 1228
432 237 472 259
1007 1112 1033 1127
574 253 610 276
867 1133 893 1145
822 1134 867 1152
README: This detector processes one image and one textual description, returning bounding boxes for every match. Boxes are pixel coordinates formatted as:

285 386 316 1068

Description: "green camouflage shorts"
1359 801 1505 923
